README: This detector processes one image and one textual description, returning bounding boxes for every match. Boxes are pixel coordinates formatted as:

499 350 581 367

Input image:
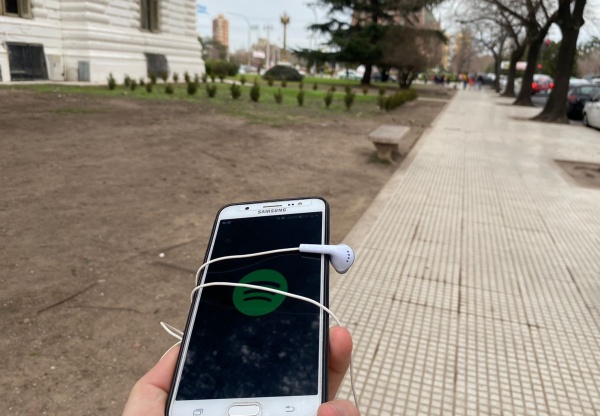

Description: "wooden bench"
368 125 410 162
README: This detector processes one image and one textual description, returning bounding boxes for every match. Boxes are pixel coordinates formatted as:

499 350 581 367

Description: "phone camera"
245 207 249 210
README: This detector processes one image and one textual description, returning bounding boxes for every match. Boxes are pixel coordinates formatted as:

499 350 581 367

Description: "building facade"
0 0 204 83
212 14 229 51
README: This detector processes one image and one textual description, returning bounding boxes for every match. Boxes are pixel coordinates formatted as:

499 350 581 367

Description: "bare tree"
452 0 527 96
493 0 559 106
534 0 587 122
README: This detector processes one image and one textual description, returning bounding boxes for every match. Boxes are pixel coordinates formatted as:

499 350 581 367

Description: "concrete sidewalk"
333 90 600 415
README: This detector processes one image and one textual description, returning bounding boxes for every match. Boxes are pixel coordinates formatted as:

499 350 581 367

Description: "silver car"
583 92 600 129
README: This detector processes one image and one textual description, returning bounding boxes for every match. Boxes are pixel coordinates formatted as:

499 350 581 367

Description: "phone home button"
228 404 261 416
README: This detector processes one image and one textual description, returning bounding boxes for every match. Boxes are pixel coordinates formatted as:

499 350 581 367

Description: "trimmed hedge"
262 65 303 82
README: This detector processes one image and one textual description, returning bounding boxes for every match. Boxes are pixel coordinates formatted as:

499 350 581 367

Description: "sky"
196 1 329 52
196 1 600 53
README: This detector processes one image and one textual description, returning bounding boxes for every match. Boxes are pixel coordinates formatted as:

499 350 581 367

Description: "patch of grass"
53 107 102 115
368 154 393 165
5 82 384 126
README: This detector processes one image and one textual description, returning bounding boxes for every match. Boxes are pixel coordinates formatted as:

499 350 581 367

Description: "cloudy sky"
196 1 600 53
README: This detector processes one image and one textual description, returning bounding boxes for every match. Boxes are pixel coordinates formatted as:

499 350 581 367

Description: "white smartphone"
166 197 330 416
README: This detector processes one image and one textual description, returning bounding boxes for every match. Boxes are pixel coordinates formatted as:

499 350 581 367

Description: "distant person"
476 74 484 90
468 75 475 90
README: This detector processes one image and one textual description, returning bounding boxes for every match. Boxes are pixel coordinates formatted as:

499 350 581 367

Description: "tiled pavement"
332 90 600 415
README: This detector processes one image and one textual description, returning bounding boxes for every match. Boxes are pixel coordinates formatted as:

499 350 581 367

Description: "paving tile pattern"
333 91 600 415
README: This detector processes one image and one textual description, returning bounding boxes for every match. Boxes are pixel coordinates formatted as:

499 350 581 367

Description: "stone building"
0 0 204 82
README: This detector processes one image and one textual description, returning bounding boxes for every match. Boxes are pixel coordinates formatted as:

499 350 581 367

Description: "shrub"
160 71 169 83
149 72 157 85
124 74 131 88
107 73 116 90
165 84 174 94
240 74 247 86
273 88 283 104
205 60 239 82
250 81 260 102
324 91 333 108
145 83 153 93
262 65 303 81
139 78 145 86
362 85 369 95
344 84 352 94
184 71 191 83
230 83 241 99
281 79 287 88
267 75 274 86
297 90 305 106
329 85 336 93
209 72 216 83
187 81 198 95
201 72 208 83
381 89 418 112
206 84 217 98
173 72 179 83
344 91 355 111
379 86 386 96
130 80 137 91
194 73 200 84
313 82 318 90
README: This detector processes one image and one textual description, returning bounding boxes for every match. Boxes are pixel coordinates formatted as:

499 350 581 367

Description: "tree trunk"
502 48 523 97
533 0 586 123
361 64 372 85
494 53 502 93
513 34 545 106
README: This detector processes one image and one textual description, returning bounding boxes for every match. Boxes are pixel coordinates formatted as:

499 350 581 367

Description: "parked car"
531 74 554 94
583 92 600 129
337 69 361 80
567 84 600 120
238 65 257 74
371 72 397 82
569 77 589 87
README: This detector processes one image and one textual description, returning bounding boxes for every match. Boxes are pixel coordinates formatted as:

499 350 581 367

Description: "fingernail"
322 403 342 416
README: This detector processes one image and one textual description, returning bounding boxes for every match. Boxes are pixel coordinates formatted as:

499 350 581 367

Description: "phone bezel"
166 197 330 416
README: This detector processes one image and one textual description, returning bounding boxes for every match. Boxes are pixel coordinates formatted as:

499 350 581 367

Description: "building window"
141 0 160 32
0 0 32 18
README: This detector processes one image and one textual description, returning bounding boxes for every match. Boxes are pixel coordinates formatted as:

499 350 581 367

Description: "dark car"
567 84 600 120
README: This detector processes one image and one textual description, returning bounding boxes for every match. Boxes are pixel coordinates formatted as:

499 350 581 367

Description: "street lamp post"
228 12 252 66
280 13 290 63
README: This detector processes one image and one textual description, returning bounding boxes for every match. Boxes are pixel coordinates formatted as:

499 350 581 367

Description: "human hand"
122 326 359 416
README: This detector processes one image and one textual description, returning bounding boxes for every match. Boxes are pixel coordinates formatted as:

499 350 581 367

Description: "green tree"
306 0 443 85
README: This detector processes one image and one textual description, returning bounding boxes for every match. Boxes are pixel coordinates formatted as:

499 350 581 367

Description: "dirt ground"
0 88 449 415
554 159 600 189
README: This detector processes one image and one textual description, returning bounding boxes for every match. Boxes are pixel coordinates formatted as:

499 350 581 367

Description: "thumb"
318 400 361 416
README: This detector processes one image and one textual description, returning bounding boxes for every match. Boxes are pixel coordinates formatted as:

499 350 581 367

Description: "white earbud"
299 244 355 274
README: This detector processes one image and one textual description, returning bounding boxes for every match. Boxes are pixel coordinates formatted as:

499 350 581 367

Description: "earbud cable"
162 247 360 409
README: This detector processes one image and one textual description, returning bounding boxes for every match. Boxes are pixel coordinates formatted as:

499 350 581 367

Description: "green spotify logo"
233 269 288 316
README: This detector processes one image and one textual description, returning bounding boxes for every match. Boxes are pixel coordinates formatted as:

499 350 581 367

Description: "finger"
122 345 180 416
328 326 353 400
318 400 361 416
142 344 181 392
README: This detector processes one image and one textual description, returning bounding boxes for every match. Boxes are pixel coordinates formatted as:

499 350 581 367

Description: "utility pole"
228 12 252 65
264 24 273 68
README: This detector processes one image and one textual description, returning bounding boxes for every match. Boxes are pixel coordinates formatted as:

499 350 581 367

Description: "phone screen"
175 211 325 401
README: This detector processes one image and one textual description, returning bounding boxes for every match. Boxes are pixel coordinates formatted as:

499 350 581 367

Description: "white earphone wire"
163 246 360 409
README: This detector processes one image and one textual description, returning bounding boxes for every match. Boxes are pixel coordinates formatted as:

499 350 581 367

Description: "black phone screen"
176 212 325 401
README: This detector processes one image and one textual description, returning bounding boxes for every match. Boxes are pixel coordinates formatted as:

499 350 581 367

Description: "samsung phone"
166 197 330 416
